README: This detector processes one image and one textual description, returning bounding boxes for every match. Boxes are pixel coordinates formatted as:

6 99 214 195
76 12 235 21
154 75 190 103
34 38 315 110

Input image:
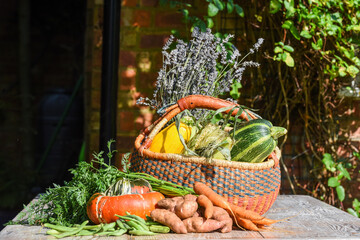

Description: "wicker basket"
130 95 281 215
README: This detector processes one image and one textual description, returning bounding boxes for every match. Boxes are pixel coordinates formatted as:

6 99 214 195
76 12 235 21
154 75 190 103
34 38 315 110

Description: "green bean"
82 224 102 230
117 215 149 231
46 229 61 235
54 220 89 239
129 229 158 236
43 223 76 232
76 230 96 236
101 222 116 232
145 220 163 226
96 231 114 236
126 220 148 231
149 225 170 233
122 221 132 230
116 219 126 230
107 229 127 236
125 212 147 224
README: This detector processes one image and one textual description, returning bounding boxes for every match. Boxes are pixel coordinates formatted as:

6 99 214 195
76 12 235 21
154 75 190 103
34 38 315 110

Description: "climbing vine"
160 0 360 215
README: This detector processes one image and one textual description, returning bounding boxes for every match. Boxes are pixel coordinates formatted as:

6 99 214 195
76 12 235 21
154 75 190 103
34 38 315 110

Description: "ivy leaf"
336 185 345 202
353 198 360 210
337 163 351 180
283 45 294 53
322 153 336 172
290 25 300 40
227 0 234 13
300 30 312 39
213 0 224 11
346 65 360 77
328 177 340 187
274 46 283 53
206 18 214 28
282 20 293 29
312 42 321 50
284 52 294 67
235 4 244 17
338 66 347 77
269 0 282 14
347 208 359 217
208 3 219 17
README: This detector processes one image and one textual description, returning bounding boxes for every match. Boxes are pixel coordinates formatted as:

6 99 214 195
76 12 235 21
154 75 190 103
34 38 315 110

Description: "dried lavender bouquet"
137 27 263 119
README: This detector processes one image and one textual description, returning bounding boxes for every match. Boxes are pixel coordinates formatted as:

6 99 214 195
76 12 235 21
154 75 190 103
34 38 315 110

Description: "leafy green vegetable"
9 140 194 227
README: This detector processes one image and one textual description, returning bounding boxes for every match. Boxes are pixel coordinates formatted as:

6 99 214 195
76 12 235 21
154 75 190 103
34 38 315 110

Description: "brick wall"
84 0 205 163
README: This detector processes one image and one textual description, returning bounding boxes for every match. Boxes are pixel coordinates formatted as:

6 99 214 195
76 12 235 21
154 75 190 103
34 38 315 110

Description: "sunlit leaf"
207 18 214 28
336 185 345 202
283 45 294 52
208 3 219 17
270 0 282 14
347 208 359 217
284 52 294 67
328 177 340 187
337 163 351 180
300 30 312 39
227 0 234 13
214 0 224 10
347 65 359 77
282 20 293 29
290 25 300 40
235 4 244 17
274 46 283 53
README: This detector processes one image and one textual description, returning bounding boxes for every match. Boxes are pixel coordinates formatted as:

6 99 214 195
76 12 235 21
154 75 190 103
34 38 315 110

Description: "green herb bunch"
10 140 194 226
12 140 123 226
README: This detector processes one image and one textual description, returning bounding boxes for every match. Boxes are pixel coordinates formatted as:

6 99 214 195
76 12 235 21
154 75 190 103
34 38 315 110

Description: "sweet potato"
211 206 233 233
197 195 214 219
156 196 184 212
174 195 198 219
183 217 224 233
150 208 187 234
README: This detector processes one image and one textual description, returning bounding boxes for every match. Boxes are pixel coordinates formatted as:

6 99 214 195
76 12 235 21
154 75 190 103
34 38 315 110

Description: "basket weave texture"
130 95 282 215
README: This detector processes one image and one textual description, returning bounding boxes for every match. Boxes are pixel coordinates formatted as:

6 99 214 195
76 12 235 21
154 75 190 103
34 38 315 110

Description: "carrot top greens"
8 140 194 227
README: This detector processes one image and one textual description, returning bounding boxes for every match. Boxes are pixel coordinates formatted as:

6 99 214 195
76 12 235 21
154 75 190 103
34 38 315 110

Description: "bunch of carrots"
193 182 279 231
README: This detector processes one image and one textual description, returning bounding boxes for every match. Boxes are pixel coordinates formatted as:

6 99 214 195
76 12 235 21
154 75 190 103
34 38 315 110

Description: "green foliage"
322 152 359 216
272 0 360 79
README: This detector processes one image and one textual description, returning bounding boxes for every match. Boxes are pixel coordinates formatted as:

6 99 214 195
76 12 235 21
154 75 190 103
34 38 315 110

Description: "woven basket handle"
134 95 279 167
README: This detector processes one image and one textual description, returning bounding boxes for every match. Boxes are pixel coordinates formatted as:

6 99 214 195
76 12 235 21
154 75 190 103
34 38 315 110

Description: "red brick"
116 135 137 151
141 0 158 7
118 111 135 131
122 0 138 7
121 9 134 27
119 51 137 67
138 72 157 91
91 90 101 110
133 10 151 27
120 68 136 90
92 47 103 68
140 34 169 48
155 12 183 28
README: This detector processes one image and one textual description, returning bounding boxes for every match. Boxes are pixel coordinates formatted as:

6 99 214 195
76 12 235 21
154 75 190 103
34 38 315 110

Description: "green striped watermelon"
230 119 287 163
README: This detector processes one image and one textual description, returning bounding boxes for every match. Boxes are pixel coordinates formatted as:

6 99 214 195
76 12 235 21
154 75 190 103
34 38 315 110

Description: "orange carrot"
235 216 259 231
230 203 264 221
252 217 281 226
193 182 241 227
194 182 263 221
197 195 214 219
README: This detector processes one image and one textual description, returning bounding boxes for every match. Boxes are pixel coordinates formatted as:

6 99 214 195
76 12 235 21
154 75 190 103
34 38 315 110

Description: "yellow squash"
149 122 192 154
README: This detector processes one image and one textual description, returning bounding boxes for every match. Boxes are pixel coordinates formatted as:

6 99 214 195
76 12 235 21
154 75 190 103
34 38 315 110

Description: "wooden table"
1 195 360 239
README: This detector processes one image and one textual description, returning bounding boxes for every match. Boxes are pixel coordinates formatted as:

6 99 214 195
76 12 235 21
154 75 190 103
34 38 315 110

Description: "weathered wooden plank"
1 195 360 239
260 195 360 239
